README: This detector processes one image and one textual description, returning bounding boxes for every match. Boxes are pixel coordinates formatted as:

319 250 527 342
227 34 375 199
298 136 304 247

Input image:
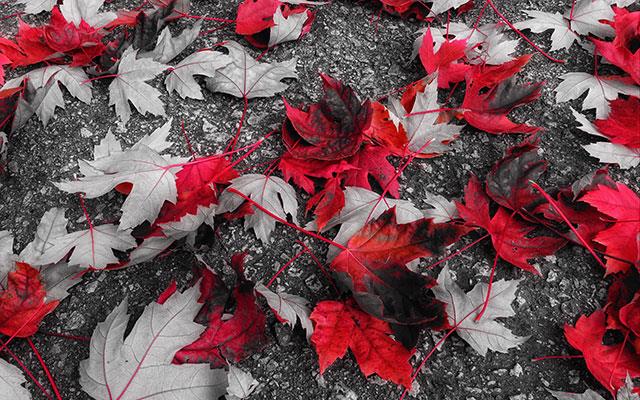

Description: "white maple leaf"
255 282 313 340
29 223 136 269
0 358 31 400
433 265 529 356
79 283 228 400
59 0 117 28
429 0 470 15
568 0 614 38
307 186 423 260
514 11 579 51
165 50 232 100
0 230 14 286
555 73 640 118
388 77 461 155
549 375 639 399
159 203 217 239
19 208 83 300
205 41 298 99
126 235 176 267
571 108 640 169
226 366 258 400
423 191 458 223
108 47 168 123
15 0 55 14
269 7 309 47
218 174 299 243
144 21 202 63
604 0 635 5
56 145 181 230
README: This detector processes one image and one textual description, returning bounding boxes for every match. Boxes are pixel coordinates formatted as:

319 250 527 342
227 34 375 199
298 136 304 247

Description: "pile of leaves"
0 0 639 399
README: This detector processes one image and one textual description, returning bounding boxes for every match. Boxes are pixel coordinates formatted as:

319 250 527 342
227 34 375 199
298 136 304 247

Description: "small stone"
510 363 523 377
64 311 86 330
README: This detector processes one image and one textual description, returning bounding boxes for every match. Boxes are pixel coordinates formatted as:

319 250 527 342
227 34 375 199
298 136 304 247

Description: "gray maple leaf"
255 283 313 339
433 265 529 356
108 47 168 123
515 11 579 51
165 50 232 100
144 21 202 63
226 366 258 400
205 41 298 99
15 0 55 14
549 375 639 400
79 283 228 399
59 0 117 28
0 358 31 400
218 174 299 243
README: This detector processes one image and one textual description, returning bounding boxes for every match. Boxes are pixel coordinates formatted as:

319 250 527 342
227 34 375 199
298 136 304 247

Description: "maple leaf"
593 11 640 85
594 97 640 149
429 0 472 15
331 207 466 326
0 358 31 400
217 174 299 243
0 262 59 337
581 182 640 274
165 50 232 100
56 145 181 230
419 28 469 88
282 73 372 161
462 56 543 134
433 265 529 356
341 144 399 198
571 107 640 169
307 186 423 260
235 0 279 36
278 153 353 194
0 230 12 284
306 176 345 231
60 0 117 28
108 47 168 123
310 299 414 388
255 282 313 340
514 10 580 51
268 6 314 48
3 65 93 126
0 53 9 87
564 310 640 397
569 0 615 37
387 77 461 156
486 136 547 212
423 191 459 223
19 207 83 301
28 222 136 270
15 0 56 14
144 20 202 63
205 41 298 99
226 365 259 400
555 72 640 119
457 175 565 274
175 254 269 366
79 282 228 400
549 375 639 399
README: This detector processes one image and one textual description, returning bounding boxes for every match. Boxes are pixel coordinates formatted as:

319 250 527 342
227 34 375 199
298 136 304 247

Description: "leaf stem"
27 338 63 400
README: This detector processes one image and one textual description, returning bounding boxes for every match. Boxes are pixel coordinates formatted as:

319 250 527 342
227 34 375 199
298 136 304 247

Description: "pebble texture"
0 0 638 399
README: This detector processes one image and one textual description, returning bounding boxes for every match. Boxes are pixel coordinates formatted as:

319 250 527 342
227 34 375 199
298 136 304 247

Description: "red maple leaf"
594 96 640 149
461 55 542 134
282 74 372 161
564 310 640 397
457 175 565 274
310 299 414 388
581 182 640 274
592 10 640 85
365 101 408 157
419 28 470 88
279 152 353 194
0 8 106 68
154 156 238 226
331 207 467 326
174 254 268 367
306 176 345 231
0 262 60 338
341 144 399 198
235 0 279 36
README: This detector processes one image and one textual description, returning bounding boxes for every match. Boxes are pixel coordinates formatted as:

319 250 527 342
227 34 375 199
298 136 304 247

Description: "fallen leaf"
0 358 31 400
226 365 259 400
217 174 299 243
60 0 117 28
79 282 228 399
255 282 314 339
310 299 414 388
165 50 231 100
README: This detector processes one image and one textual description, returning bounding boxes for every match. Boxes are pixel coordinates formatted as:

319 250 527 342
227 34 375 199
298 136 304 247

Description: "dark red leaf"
594 96 640 149
419 28 470 88
306 177 345 231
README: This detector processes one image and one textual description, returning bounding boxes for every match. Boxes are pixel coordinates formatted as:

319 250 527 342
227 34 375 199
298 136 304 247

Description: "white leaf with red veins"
109 47 168 124
165 51 231 100
226 365 258 400
269 7 308 47
144 21 202 63
514 10 579 51
433 265 529 356
56 145 181 230
218 174 299 243
79 283 228 400
15 0 55 15
0 358 31 400
60 0 117 28
555 73 640 118
255 283 314 340
205 41 298 99
429 0 470 15
567 0 614 38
